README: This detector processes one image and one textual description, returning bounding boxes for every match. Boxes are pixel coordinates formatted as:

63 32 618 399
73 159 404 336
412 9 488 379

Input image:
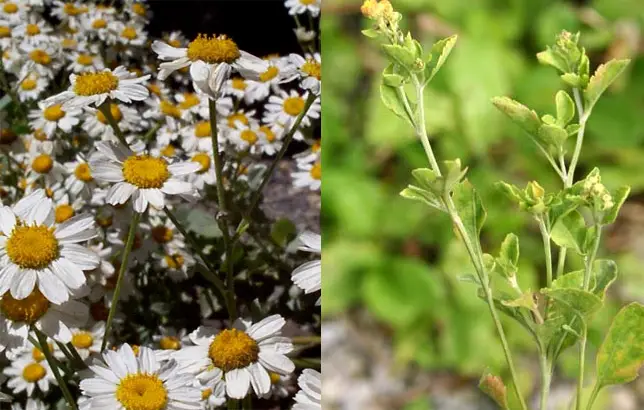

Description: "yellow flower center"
6 224 59 269
269 372 281 384
3 3 18 13
300 0 317 4
208 329 259 372
32 345 50 362
164 253 184 269
115 373 168 410
132 3 146 16
22 362 46 383
0 289 50 323
55 204 75 223
310 162 321 180
45 187 54 198
187 34 240 64
71 332 94 349
0 26 10 38
92 18 107 29
194 121 211 138
159 100 181 118
32 154 54 174
96 104 122 124
177 93 199 109
240 129 257 145
302 59 321 80
61 38 77 48
227 113 248 127
74 162 93 182
96 212 113 228
259 66 279 82
21 78 37 90
121 27 138 40
151 226 173 244
201 388 212 400
191 153 210 173
231 78 246 90
168 39 181 48
283 97 305 116
29 49 51 66
159 336 181 350
147 83 161 96
33 128 47 141
76 54 94 66
26 24 40 36
73 72 119 96
160 144 175 157
122 155 169 189
43 104 66 122
312 141 321 152
63 3 86 16
259 125 275 142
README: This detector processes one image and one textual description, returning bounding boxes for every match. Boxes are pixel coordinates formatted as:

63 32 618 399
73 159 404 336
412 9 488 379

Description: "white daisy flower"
50 1 88 29
152 34 266 96
263 90 320 140
42 66 150 110
67 50 105 73
293 369 321 410
284 0 321 16
185 151 217 190
78 344 201 410
158 247 195 283
257 124 284 156
174 91 207 119
20 42 62 79
65 321 105 360
108 21 147 47
180 120 217 153
223 76 249 101
198 376 227 409
28 101 81 139
292 159 321 191
228 122 265 155
4 354 55 396
81 103 143 140
245 56 297 103
0 2 30 23
17 72 49 102
291 232 321 305
289 53 321 94
0 189 100 304
64 155 96 199
172 314 295 399
13 18 53 46
89 141 201 213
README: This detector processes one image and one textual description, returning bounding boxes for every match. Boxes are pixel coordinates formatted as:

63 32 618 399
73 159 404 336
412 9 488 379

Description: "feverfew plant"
0 1 320 409
362 1 641 409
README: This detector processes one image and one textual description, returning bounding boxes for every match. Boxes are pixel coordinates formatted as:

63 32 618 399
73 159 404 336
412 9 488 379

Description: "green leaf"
584 59 630 112
479 372 509 410
537 48 569 73
550 210 587 254
379 83 414 127
361 28 379 38
592 259 618 300
382 44 416 70
538 123 568 147
452 181 486 244
555 90 575 125
399 186 445 212
382 72 405 87
602 186 630 225
502 290 537 310
491 96 541 136
499 233 519 267
596 303 644 387
561 73 583 88
0 95 11 111
270 218 297 247
176 207 222 238
424 35 457 85
542 288 602 317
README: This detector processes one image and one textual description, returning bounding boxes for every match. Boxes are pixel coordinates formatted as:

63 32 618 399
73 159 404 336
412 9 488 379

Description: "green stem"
208 99 237 322
576 320 588 410
539 350 552 410
101 212 140 351
412 78 441 174
242 394 252 410
65 342 88 369
445 197 528 410
556 248 567 279
99 100 128 147
231 92 318 242
292 335 321 345
538 217 553 287
583 225 602 290
163 207 234 318
566 88 588 187
586 383 601 410
34 328 78 410
227 399 239 410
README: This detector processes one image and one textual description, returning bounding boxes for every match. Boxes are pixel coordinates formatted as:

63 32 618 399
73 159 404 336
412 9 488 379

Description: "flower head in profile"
79 344 201 410
293 369 321 410
89 141 201 213
291 232 321 304
0 189 99 304
152 33 265 99
172 314 295 399
42 66 150 109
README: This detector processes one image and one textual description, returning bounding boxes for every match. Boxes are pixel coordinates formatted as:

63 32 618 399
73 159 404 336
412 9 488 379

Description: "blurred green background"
322 0 644 408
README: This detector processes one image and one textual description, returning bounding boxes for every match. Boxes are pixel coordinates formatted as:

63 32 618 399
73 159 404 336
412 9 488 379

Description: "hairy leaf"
584 59 630 111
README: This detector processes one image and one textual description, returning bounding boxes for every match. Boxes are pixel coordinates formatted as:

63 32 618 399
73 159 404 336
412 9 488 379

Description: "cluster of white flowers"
0 0 321 409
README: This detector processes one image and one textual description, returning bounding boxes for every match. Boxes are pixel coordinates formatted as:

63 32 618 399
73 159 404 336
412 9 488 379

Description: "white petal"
50 258 86 289
133 190 148 213
151 41 187 60
60 245 100 270
160 179 193 195
248 362 271 395
258 351 295 375
79 378 117 395
0 206 16 235
10 269 36 300
55 213 95 240
225 368 251 399
247 315 285 341
142 189 164 209
37 269 68 304
168 161 201 176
